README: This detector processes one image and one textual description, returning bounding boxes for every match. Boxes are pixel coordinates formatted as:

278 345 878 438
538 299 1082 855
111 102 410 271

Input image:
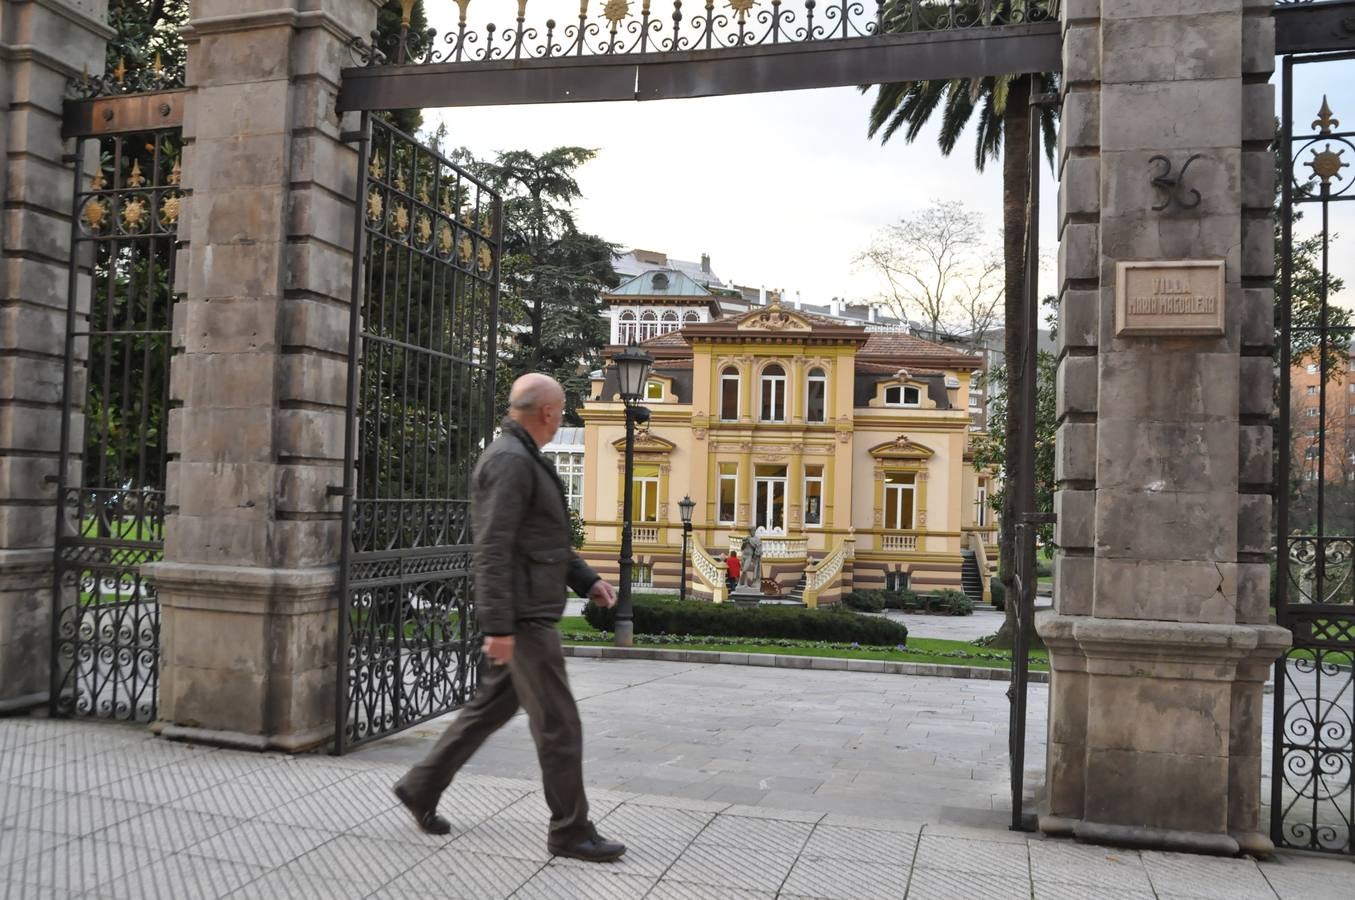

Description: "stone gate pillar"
0 0 110 711
1040 0 1290 853
142 0 378 750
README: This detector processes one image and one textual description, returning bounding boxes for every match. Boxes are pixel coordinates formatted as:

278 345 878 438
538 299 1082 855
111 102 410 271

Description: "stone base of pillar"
142 562 339 753
1037 613 1290 856
0 548 54 712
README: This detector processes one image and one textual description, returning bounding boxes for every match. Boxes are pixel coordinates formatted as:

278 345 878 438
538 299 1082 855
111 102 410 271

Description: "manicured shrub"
931 589 974 616
990 579 1006 611
582 596 909 644
882 589 920 611
843 590 885 613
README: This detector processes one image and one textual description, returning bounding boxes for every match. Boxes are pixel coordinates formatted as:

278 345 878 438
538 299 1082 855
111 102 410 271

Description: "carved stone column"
0 0 111 711
1039 0 1288 854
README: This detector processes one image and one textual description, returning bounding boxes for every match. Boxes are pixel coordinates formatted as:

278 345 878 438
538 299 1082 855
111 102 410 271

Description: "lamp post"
678 495 695 603
613 341 653 647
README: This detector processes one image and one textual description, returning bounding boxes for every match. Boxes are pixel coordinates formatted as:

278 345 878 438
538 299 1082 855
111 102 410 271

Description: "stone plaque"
1115 259 1225 336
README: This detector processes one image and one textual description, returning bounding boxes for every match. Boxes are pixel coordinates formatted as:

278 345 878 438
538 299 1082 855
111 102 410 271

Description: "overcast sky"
421 2 1352 315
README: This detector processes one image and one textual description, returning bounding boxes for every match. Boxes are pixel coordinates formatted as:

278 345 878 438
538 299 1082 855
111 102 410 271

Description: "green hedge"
990 579 1005 611
842 589 974 616
583 596 909 644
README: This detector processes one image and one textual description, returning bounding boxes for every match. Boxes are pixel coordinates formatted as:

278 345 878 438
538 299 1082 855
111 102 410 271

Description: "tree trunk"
990 74 1032 649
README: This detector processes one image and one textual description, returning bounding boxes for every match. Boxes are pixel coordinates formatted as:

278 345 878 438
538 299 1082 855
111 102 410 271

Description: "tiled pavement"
3 713 1353 898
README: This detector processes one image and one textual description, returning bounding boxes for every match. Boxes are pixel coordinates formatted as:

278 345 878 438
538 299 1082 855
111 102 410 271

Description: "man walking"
393 373 626 863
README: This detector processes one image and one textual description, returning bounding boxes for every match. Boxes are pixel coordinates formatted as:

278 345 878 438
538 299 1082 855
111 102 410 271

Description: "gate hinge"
339 131 366 145
44 474 60 485
1022 512 1057 525
326 485 349 497
61 153 80 164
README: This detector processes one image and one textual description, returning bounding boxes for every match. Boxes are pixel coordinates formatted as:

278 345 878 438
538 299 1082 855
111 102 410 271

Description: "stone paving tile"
97 806 243 853
780 856 911 899
1259 858 1355 900
693 813 815 853
904 866 1033 900
225 867 375 900
912 835 1030 877
513 864 656 899
187 821 341 868
0 787 68 824
2 836 163 895
598 803 715 844
1032 881 1156 900
368 849 542 899
817 813 924 835
254 781 400 832
1140 850 1280 900
344 803 468 847
1027 839 1153 891
646 881 775 900
718 803 823 824
621 793 730 814
233 760 355 795
0 828 70 866
497 788 627 824
3 792 156 839
453 816 555 862
168 782 292 820
286 833 434 888
800 824 918 865
919 822 1032 844
88 763 225 805
99 851 271 900
661 843 798 893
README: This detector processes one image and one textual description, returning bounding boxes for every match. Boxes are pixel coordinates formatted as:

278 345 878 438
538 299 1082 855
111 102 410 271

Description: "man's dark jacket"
473 418 600 636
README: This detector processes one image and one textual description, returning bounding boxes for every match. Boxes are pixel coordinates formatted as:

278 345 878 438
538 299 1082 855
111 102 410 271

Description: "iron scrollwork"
350 0 1059 68
1148 153 1204 211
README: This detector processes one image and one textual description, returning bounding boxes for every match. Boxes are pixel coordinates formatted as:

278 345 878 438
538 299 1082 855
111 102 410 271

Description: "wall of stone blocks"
0 0 110 711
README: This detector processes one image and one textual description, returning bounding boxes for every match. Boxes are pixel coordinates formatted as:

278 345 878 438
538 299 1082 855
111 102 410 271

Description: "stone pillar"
0 0 110 711
1039 0 1288 854
142 0 378 750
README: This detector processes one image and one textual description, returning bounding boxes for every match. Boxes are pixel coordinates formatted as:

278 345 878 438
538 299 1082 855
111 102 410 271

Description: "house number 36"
1149 154 1204 211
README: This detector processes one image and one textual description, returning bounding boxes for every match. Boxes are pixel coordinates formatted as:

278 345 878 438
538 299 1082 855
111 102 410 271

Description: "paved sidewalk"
3 716 1352 899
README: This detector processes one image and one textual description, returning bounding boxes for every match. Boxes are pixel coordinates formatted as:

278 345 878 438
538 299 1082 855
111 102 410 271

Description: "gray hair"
509 373 564 412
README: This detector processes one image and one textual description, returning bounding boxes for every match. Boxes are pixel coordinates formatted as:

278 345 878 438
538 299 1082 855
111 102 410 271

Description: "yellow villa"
577 295 998 607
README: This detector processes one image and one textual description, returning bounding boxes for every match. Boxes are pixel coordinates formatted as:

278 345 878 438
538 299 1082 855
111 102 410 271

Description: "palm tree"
865 46 1058 644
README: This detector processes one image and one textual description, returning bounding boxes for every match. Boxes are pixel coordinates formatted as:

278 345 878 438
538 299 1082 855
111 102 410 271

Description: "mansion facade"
574 282 997 606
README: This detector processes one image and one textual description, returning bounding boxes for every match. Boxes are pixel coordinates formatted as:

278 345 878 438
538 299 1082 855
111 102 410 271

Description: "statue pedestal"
730 586 764 608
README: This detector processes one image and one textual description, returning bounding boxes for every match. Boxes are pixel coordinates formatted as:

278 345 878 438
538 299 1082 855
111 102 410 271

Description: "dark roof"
859 332 982 369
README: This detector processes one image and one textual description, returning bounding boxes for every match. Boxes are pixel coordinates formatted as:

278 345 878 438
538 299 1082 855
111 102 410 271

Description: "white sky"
421 2 1352 315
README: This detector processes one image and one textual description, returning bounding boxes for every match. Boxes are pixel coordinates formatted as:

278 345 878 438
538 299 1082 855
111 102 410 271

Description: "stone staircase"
960 549 984 603
785 574 807 605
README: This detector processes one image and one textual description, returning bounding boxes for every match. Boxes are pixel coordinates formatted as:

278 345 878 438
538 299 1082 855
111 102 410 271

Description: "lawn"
556 616 1049 672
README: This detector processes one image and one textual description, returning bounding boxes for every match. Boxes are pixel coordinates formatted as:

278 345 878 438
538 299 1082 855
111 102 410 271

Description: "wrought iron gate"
335 116 501 753
1273 48 1355 855
52 105 182 721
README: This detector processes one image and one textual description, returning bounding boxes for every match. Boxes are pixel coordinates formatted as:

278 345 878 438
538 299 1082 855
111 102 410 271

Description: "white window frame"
639 309 658 341
760 364 787 423
754 470 788 533
884 474 916 531
683 310 701 323
545 451 585 513
633 472 660 523
803 466 824 528
717 465 738 525
976 484 988 527
631 563 653 588
719 368 741 421
644 380 664 401
806 368 827 423
1308 385 1318 396
618 311 636 344
1307 363 1320 374
661 310 680 334
884 384 921 407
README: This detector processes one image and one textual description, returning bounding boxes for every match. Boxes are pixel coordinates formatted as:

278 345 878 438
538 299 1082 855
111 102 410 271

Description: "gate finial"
1313 95 1339 135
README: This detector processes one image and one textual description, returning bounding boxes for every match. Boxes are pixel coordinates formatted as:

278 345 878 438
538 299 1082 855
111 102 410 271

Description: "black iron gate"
1273 49 1355 855
335 116 501 753
51 104 181 722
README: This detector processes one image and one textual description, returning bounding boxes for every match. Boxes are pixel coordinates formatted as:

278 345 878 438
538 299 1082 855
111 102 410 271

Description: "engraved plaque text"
1115 259 1225 337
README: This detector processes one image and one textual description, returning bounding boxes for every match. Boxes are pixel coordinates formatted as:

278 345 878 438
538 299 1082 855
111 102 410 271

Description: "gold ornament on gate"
728 0 757 21
1305 97 1349 188
1313 96 1340 135
602 0 629 24
159 194 181 228
81 196 108 231
167 158 182 187
415 212 432 246
437 220 454 255
391 203 409 235
366 189 384 224
369 154 385 181
127 159 146 188
478 244 493 273
458 234 474 265
121 197 148 231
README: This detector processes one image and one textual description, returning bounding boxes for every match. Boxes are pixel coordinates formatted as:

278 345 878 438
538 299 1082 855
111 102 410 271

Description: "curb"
561 644 1050 683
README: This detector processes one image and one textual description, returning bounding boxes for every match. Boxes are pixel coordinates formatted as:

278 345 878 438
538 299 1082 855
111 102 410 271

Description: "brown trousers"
395 620 592 847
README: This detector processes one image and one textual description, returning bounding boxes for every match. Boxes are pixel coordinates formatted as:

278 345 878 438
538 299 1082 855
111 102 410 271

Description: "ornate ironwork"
1148 153 1204 211
1275 54 1355 856
336 116 501 753
351 0 1057 67
52 126 180 722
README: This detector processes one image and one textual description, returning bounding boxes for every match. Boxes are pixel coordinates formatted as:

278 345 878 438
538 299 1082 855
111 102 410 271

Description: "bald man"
393 373 625 862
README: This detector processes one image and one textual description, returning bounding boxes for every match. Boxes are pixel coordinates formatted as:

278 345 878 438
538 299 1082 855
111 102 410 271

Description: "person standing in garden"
725 550 741 592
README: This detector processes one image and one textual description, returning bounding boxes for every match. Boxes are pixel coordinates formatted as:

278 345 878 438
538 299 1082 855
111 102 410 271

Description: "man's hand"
589 580 618 608
484 635 515 666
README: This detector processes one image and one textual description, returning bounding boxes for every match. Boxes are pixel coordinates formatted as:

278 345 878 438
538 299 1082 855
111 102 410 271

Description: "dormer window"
645 380 664 401
885 385 921 407
652 273 670 291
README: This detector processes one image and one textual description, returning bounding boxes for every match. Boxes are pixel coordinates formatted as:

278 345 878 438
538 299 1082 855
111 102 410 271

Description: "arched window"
683 310 701 323
661 310 679 334
651 273 670 292
884 384 921 407
719 366 740 421
639 309 658 341
760 363 787 423
618 310 636 344
806 367 827 423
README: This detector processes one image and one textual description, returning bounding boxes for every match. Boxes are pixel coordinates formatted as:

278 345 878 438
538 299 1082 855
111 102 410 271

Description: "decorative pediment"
736 301 812 333
869 434 935 460
611 428 676 454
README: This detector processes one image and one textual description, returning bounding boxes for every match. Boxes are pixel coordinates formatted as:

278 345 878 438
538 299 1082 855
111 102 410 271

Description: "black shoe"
393 783 452 836
550 833 627 863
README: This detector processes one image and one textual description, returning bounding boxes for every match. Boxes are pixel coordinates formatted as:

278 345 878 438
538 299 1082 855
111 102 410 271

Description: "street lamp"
614 341 653 647
678 495 695 603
